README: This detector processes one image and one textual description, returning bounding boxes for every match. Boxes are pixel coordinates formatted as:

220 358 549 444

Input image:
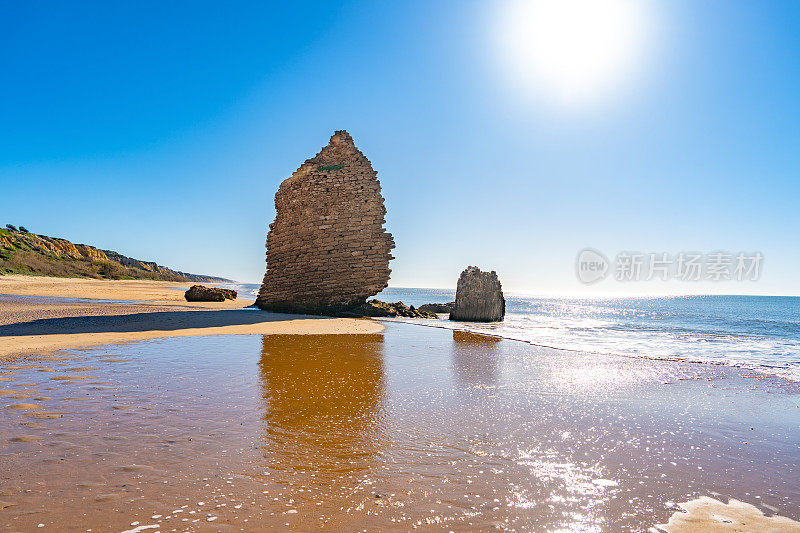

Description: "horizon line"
226 281 800 299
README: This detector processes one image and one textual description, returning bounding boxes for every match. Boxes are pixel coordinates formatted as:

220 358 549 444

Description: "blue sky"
1 1 799 294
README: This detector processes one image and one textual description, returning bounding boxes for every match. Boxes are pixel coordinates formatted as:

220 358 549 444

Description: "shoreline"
0 276 382 359
1 276 799 530
0 274 796 387
380 316 800 386
2 321 798 530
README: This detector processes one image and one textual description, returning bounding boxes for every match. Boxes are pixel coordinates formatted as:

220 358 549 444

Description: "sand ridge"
0 316 384 359
0 276 383 359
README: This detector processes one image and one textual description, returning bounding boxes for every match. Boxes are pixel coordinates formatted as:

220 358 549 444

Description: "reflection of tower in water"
451 330 501 386
257 334 387 487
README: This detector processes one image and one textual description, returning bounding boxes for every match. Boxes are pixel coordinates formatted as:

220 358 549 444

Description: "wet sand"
0 285 381 359
1 326 799 531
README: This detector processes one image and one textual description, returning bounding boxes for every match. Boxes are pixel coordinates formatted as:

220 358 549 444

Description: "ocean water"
230 283 800 381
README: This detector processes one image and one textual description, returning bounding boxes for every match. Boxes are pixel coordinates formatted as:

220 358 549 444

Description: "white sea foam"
376 289 800 381
120 525 159 533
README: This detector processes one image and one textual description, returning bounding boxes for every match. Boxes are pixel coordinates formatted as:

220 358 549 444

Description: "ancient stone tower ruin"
256 131 394 314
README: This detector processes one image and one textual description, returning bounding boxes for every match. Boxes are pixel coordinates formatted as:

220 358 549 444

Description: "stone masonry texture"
256 131 395 314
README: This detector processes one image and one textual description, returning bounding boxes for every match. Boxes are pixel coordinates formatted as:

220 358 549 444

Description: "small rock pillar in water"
449 266 505 322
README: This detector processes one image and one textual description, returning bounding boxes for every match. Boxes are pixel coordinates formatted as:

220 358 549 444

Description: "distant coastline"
0 225 231 283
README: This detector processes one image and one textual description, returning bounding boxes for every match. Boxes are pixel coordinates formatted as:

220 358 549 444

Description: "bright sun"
496 0 649 106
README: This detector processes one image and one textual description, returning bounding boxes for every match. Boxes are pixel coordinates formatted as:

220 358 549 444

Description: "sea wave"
223 286 800 381
375 289 800 382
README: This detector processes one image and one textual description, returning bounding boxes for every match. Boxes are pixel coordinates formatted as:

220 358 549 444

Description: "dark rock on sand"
340 299 438 319
449 266 505 322
184 285 237 302
418 302 455 314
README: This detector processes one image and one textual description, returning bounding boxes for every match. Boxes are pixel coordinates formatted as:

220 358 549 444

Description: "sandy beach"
0 274 253 308
1 276 800 531
0 324 798 531
6 0 800 529
0 275 382 359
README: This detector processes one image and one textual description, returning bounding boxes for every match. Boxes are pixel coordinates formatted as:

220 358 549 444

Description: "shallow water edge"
1 324 798 531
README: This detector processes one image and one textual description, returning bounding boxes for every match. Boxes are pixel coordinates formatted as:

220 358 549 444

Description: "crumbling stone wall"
256 131 395 314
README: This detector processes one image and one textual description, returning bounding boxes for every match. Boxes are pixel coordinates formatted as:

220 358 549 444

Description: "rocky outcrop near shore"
341 299 438 319
184 285 237 302
256 131 395 315
419 302 455 314
449 266 505 322
0 226 231 282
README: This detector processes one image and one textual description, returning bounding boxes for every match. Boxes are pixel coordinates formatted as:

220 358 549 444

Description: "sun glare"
495 0 649 107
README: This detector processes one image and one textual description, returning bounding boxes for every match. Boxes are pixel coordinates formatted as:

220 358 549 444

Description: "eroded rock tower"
256 131 394 314
449 266 505 322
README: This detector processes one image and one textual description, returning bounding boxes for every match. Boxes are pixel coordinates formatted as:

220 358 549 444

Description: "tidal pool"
1 325 799 531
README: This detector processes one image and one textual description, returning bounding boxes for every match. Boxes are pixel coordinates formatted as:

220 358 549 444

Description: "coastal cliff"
0 226 230 282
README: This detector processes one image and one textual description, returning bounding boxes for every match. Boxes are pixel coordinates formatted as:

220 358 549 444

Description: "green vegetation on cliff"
0 226 230 282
